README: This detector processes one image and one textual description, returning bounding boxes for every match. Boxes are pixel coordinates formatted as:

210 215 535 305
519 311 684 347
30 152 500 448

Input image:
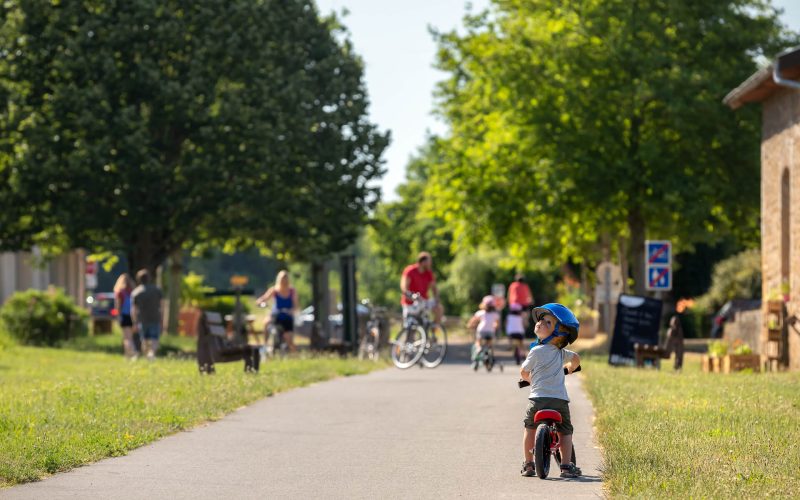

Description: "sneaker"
520 461 535 477
560 463 581 478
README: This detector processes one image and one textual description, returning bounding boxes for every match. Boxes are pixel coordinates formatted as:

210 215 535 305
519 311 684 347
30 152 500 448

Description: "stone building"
724 47 800 370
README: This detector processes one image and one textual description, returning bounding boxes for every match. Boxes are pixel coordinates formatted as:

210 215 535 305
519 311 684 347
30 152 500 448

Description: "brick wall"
761 89 800 371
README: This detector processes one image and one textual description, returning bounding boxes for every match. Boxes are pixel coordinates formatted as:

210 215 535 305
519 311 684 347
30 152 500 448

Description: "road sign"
646 266 671 290
646 240 671 265
230 275 249 287
645 240 672 291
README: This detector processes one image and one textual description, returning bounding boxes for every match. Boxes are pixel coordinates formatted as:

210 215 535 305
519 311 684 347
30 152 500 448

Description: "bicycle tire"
485 348 495 372
534 424 551 479
391 325 426 369
420 323 447 368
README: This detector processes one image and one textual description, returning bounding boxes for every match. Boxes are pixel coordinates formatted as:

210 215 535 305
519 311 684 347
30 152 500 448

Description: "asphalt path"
4 343 603 499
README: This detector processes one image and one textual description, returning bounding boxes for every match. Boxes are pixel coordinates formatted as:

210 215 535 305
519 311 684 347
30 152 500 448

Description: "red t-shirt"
508 281 532 307
401 264 435 305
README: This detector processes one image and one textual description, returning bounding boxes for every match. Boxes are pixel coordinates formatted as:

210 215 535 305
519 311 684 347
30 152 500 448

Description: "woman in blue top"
257 270 298 352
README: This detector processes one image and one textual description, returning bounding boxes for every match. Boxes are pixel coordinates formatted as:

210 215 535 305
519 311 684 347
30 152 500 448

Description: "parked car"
710 299 761 338
86 292 117 334
86 292 117 319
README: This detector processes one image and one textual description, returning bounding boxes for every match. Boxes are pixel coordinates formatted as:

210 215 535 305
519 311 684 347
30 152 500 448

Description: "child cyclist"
520 303 582 478
467 295 500 367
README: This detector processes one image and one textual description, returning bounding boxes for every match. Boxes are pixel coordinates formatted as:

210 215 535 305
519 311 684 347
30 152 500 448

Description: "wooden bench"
634 315 685 370
197 311 260 374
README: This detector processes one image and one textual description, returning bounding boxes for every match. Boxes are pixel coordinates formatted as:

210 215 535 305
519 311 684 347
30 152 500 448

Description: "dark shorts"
508 333 524 340
524 397 573 435
119 314 133 327
275 316 294 333
139 323 161 341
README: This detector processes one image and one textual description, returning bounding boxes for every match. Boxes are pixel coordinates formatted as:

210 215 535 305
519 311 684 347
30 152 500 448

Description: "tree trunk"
166 248 183 335
628 208 646 296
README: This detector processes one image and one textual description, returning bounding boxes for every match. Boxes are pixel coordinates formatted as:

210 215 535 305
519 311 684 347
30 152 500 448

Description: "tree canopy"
0 0 387 272
425 0 796 293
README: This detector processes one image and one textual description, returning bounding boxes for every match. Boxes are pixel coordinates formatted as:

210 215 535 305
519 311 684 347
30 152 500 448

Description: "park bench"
633 315 685 370
197 310 260 374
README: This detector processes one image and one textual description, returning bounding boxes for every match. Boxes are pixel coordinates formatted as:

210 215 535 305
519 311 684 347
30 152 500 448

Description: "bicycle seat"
533 409 562 424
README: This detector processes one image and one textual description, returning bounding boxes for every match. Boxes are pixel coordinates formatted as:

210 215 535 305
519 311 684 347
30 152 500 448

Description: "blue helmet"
532 303 580 345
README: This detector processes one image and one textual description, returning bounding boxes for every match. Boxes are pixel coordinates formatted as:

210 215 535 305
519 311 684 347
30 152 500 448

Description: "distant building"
0 248 86 306
725 47 800 371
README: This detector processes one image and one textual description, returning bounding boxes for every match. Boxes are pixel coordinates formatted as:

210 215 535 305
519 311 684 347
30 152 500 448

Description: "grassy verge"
581 352 800 498
0 344 388 487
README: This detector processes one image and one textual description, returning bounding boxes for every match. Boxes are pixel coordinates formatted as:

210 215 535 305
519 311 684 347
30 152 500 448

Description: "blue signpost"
645 240 672 292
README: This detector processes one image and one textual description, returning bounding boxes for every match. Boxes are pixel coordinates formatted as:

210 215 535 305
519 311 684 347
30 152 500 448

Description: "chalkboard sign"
609 294 662 366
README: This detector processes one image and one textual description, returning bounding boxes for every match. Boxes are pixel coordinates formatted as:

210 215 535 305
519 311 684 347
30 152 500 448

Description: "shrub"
0 288 88 346
181 272 215 307
708 340 729 357
695 249 761 313
196 296 250 316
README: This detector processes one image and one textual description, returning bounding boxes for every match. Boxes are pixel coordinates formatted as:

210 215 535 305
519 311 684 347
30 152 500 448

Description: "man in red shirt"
508 273 534 334
400 251 443 324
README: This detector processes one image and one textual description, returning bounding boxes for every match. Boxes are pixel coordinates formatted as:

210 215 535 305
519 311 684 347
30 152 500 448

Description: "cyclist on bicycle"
520 303 581 478
400 252 443 325
257 270 298 353
467 295 499 366
506 303 526 364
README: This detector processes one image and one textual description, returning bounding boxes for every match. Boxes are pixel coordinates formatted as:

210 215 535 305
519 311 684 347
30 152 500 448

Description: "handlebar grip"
564 365 582 375
517 379 530 388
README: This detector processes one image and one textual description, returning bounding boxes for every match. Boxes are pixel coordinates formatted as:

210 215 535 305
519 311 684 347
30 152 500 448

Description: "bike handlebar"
517 365 581 388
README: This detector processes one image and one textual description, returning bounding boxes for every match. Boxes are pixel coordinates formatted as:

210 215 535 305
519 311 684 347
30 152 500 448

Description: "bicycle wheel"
485 348 495 372
391 325 426 369
534 424 552 479
420 323 447 368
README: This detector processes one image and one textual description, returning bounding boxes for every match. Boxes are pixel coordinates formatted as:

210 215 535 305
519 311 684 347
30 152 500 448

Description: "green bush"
196 296 250 316
695 249 761 313
0 288 88 346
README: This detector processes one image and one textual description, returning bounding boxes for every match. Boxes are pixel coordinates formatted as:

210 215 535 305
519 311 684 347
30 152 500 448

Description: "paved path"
4 345 603 499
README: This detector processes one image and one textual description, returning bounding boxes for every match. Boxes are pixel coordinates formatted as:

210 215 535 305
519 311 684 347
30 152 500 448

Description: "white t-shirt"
473 310 499 336
521 344 577 401
506 313 524 335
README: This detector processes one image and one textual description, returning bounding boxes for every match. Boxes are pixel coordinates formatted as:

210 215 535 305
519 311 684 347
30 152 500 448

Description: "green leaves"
0 0 387 269
425 0 796 282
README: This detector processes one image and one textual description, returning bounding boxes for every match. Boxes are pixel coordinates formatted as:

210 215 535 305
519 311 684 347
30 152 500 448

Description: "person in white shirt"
519 303 582 479
467 295 499 364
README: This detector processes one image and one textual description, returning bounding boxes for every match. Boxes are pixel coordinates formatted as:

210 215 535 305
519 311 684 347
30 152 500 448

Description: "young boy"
519 303 582 478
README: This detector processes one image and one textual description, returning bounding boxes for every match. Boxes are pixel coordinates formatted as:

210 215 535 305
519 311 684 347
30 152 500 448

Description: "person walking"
114 273 137 359
131 269 163 361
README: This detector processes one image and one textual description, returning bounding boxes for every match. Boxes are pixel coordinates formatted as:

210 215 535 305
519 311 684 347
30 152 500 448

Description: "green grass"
581 353 800 498
0 343 388 487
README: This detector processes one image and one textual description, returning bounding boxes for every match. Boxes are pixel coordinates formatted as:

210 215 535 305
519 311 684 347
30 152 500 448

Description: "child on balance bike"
519 303 582 478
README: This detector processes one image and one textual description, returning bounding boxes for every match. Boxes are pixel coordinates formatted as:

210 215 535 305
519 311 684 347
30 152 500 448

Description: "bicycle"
260 305 292 359
473 337 503 372
358 300 384 361
391 292 448 369
518 366 582 479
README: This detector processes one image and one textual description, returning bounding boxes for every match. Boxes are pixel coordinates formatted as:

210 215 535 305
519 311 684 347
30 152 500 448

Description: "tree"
427 0 795 293
0 0 387 274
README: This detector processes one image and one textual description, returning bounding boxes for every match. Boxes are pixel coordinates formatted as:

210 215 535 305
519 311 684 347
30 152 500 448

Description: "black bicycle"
391 292 447 369
358 300 384 361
